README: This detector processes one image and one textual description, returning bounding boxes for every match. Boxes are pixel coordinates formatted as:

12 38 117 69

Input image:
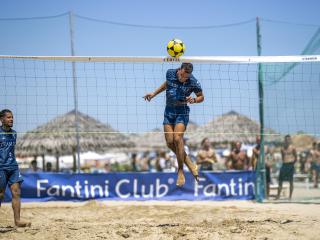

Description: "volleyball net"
1 55 320 201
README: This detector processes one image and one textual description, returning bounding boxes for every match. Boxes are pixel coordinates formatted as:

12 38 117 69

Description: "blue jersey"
166 69 202 106
0 127 18 170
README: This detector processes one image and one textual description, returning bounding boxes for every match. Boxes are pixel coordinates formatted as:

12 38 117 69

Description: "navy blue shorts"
311 162 320 173
0 169 23 190
279 162 295 182
163 105 190 127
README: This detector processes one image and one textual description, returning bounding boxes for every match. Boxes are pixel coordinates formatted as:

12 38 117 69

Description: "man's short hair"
181 63 193 74
0 109 12 118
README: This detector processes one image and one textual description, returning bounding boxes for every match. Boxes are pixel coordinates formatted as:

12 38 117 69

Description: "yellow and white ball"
167 39 185 58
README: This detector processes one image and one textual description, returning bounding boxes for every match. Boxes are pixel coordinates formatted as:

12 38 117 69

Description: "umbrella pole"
73 152 77 173
42 154 45 171
55 155 59 172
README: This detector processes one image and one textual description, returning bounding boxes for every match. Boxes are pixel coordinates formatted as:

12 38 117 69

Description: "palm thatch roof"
129 128 167 151
291 133 318 151
16 110 135 157
129 121 199 152
187 111 280 146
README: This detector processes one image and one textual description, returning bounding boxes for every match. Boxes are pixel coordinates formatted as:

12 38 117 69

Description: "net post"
255 16 266 202
69 11 81 173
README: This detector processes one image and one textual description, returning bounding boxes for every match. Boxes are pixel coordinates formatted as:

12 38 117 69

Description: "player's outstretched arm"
143 81 167 102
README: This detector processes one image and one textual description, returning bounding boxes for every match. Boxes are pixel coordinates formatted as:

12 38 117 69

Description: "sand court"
1 200 319 240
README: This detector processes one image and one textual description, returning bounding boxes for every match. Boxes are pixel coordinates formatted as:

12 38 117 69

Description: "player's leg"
0 189 4 207
164 124 176 153
10 183 30 227
174 107 198 182
184 155 199 182
163 106 178 154
164 124 185 186
8 169 30 227
173 123 186 186
0 170 7 207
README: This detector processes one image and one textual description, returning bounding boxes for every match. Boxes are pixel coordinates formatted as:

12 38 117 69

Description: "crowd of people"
26 136 320 193
124 135 319 199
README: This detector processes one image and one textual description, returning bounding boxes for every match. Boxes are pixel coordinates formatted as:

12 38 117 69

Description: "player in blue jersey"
144 63 204 186
0 109 31 227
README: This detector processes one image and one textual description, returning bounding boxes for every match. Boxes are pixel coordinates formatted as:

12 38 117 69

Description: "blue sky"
0 0 320 136
1 0 320 56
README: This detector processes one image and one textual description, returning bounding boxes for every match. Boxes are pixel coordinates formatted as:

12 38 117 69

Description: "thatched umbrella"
16 110 135 171
291 133 318 151
129 121 199 152
188 111 279 146
130 128 167 151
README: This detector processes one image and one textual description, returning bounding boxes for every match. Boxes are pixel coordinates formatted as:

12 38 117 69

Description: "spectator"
163 155 176 172
310 142 320 188
299 151 308 174
251 136 260 170
28 159 42 173
131 153 139 172
148 152 157 172
46 162 53 172
140 152 150 172
306 142 317 174
156 151 167 172
196 138 217 171
103 162 112 173
276 135 297 200
252 136 271 198
226 142 250 170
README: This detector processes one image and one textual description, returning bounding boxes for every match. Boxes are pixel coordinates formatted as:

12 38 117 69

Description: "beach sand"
1 200 319 240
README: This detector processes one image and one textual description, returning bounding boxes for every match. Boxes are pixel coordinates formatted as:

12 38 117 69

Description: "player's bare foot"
184 157 199 182
176 169 185 187
15 220 31 228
